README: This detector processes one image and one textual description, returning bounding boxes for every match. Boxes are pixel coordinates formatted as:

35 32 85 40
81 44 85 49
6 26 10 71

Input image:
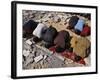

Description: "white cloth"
33 23 47 38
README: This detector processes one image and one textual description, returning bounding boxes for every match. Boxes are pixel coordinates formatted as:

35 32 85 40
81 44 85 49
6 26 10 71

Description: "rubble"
23 41 31 50
43 55 48 60
36 44 53 55
53 16 61 23
24 56 34 67
26 39 32 45
54 53 65 61
34 55 43 63
65 58 73 64
23 50 30 57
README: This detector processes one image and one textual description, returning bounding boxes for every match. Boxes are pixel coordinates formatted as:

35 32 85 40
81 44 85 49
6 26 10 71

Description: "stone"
28 53 35 58
24 57 34 67
48 13 54 18
35 19 42 23
23 41 31 50
26 39 32 45
23 50 30 57
65 58 73 64
43 55 48 60
53 16 61 23
34 55 43 63
54 53 65 61
36 45 53 55
42 17 49 22
57 14 63 19
47 55 66 68
40 11 46 14
32 50 35 54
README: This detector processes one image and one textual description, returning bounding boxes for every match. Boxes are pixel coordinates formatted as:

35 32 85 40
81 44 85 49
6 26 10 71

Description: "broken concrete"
34 55 43 63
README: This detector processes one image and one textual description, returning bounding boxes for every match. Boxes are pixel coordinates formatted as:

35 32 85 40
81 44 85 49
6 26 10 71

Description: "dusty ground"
22 10 91 69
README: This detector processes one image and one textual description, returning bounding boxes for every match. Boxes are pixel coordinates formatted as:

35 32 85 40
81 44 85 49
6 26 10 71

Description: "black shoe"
55 46 65 53
74 29 81 35
75 55 82 62
33 36 41 43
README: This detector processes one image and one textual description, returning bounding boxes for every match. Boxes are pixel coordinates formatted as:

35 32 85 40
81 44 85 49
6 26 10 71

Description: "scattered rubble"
53 16 61 23
34 55 43 63
43 55 48 60
23 37 85 69
23 50 30 57
26 39 33 45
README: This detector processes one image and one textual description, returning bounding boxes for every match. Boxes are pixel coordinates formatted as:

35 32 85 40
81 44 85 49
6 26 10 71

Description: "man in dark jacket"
41 26 58 48
67 16 79 29
54 30 71 53
23 20 38 38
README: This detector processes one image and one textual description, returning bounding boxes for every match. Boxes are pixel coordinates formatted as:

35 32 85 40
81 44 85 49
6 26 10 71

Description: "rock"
43 55 48 60
35 44 53 55
47 55 66 68
41 61 49 68
23 50 30 57
28 53 35 58
25 57 34 66
48 13 54 18
32 11 37 14
38 15 44 19
23 12 29 16
53 16 61 23
32 50 35 54
65 58 73 64
34 55 43 63
23 42 31 50
40 11 46 14
54 53 65 61
26 39 32 45
35 19 42 23
57 14 63 19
